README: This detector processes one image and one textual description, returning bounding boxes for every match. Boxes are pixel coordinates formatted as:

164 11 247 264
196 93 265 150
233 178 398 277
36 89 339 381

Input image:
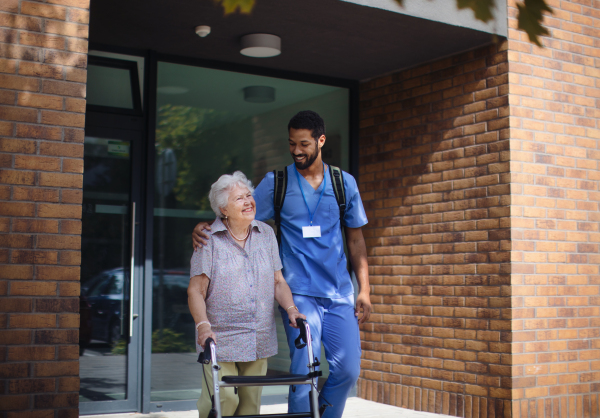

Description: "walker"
198 318 324 418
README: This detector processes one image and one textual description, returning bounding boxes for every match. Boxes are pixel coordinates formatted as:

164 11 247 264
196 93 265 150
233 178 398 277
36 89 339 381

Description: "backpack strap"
328 165 346 227
273 169 288 246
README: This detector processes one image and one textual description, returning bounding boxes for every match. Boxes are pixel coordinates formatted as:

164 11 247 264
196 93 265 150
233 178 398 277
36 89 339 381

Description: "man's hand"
192 222 212 251
355 291 371 324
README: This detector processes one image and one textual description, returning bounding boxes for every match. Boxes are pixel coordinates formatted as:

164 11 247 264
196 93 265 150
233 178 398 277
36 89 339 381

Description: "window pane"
151 62 348 403
87 64 134 109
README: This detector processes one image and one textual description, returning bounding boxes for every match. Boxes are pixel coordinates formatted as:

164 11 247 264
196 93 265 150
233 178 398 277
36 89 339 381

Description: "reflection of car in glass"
84 269 125 345
82 268 191 345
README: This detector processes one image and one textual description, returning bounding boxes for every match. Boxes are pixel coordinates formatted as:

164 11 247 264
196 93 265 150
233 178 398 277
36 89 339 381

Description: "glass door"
79 124 144 414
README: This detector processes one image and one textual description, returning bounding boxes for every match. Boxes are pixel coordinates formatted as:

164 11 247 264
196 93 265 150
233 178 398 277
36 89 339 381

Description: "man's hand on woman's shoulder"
192 221 212 250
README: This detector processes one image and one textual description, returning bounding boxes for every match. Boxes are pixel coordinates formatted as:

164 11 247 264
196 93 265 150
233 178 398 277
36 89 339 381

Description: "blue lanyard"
294 163 326 226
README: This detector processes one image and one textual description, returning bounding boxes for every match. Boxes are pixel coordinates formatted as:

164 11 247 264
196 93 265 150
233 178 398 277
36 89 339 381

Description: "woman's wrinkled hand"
287 309 306 329
197 324 217 349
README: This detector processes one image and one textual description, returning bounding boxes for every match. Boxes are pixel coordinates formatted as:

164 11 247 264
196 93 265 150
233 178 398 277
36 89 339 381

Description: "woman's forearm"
273 270 295 310
188 275 210 324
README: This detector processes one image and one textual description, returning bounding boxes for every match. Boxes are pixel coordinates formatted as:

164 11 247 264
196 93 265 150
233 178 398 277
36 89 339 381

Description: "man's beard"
293 146 320 170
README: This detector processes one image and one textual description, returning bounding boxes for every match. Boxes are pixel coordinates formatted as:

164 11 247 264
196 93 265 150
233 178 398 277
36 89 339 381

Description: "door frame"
79 112 146 415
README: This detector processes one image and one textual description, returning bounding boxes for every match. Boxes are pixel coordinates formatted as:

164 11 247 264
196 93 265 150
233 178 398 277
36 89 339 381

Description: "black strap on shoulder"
328 165 346 227
273 169 288 246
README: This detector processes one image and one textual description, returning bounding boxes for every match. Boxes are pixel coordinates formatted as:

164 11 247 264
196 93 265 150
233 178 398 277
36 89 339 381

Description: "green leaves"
517 0 553 46
214 0 255 15
456 0 495 23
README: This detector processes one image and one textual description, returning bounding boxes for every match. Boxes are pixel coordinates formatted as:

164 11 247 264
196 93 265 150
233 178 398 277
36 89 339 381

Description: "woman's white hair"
208 171 254 218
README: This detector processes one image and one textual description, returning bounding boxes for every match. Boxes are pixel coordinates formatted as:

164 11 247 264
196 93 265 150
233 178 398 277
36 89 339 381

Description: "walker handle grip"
198 337 215 364
294 318 308 349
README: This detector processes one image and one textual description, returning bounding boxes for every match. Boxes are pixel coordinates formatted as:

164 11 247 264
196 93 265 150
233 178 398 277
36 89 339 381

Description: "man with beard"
192 110 371 418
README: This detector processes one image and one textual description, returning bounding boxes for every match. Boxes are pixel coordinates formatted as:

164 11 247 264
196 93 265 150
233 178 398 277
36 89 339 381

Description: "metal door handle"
129 201 136 337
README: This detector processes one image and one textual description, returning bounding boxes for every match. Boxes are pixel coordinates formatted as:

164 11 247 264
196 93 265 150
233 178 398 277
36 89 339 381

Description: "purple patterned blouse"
190 217 283 362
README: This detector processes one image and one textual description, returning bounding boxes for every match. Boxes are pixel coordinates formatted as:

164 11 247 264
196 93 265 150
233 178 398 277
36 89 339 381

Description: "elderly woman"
188 171 304 418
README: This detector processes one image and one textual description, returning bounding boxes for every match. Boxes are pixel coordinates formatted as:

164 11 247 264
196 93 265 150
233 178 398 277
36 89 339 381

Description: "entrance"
80 51 354 414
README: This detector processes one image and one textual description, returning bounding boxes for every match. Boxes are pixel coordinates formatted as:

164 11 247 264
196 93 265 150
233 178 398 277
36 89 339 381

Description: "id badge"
302 225 321 238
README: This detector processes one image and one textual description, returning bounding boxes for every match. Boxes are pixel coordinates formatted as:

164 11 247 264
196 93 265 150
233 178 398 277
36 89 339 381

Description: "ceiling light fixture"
195 25 211 37
243 86 275 103
240 34 281 58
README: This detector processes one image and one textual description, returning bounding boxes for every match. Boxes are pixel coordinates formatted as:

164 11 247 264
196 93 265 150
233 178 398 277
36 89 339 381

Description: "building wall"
0 1 88 417
357 42 512 417
507 0 600 416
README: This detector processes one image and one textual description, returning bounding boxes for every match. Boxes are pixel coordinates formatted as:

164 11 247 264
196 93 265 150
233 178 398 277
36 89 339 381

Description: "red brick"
19 61 63 80
17 92 63 110
9 378 55 394
40 142 83 158
19 32 65 49
10 281 57 296
34 362 78 377
0 169 35 185
0 201 34 216
0 330 31 344
38 204 81 219
10 314 56 328
38 172 82 188
12 188 60 203
21 1 66 19
36 266 79 281
7 346 54 361
41 110 85 127
0 265 33 279
43 50 86 68
0 105 37 122
16 124 62 140
44 20 88 38
14 155 61 171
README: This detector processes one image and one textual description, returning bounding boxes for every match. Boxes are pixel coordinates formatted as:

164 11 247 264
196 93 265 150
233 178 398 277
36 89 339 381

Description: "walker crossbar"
198 318 322 418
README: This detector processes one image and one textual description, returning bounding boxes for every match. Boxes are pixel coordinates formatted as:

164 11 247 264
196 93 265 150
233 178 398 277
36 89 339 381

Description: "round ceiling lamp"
240 34 281 58
243 86 275 103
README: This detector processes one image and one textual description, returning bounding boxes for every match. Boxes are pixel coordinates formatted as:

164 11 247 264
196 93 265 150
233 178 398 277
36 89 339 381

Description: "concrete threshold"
82 397 453 418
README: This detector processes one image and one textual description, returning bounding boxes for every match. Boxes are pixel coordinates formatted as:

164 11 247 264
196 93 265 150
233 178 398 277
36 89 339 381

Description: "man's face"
289 128 325 170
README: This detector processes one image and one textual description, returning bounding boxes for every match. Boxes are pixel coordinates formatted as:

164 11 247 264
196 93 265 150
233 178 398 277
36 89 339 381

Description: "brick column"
358 42 512 416
0 1 88 417
507 0 600 416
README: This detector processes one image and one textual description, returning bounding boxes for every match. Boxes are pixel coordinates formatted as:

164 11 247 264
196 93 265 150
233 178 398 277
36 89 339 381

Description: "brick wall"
507 0 600 416
0 1 88 417
357 42 512 417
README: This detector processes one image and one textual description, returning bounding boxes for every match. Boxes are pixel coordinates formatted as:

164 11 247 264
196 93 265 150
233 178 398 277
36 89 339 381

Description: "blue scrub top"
253 164 368 298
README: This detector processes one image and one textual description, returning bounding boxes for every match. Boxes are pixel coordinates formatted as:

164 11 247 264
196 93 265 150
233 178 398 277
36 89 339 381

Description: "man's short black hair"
288 110 325 141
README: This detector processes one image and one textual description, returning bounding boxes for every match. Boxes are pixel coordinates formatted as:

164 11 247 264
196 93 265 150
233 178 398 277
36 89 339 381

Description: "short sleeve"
343 172 368 228
268 226 283 271
190 238 213 279
253 172 275 222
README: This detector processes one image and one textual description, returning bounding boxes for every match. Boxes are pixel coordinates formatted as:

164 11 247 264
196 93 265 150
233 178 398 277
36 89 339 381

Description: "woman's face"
221 185 255 224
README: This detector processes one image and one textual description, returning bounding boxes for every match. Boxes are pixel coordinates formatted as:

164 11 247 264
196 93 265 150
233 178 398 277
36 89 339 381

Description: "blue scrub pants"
279 294 361 418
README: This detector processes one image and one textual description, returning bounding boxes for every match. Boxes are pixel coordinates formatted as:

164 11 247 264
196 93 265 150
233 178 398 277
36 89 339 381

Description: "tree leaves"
215 0 255 15
217 0 553 46
517 0 553 46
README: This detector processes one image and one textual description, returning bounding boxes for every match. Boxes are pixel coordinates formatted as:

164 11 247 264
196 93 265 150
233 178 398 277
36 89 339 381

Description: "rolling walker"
198 318 325 418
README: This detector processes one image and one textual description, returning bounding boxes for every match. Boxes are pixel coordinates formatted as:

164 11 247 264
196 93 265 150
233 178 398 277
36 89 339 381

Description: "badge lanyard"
294 163 326 238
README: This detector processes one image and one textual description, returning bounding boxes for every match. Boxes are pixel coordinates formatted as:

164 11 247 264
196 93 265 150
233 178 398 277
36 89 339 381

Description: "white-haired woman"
188 171 305 418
